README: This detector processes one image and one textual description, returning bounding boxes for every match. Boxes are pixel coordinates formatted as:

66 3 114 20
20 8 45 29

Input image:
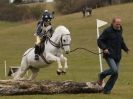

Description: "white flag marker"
97 19 108 28
96 19 108 72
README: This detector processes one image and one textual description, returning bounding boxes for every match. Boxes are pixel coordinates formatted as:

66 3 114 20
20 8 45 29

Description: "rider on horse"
34 10 54 60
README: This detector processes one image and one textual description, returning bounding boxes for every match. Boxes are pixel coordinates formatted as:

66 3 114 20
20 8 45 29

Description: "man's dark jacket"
97 25 129 62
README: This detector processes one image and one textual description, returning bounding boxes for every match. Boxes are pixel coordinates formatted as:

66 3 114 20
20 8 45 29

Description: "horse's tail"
23 48 34 57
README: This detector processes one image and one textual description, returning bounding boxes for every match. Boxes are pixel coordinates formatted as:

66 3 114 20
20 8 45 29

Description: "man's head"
112 17 122 30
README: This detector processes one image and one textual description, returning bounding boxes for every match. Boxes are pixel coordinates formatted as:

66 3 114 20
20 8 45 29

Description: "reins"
70 47 103 55
48 34 71 48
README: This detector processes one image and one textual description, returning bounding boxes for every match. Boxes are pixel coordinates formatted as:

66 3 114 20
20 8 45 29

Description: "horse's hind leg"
28 67 40 80
13 57 28 80
13 67 28 80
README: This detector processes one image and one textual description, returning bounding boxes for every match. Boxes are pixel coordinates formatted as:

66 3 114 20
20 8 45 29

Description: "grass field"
0 3 133 99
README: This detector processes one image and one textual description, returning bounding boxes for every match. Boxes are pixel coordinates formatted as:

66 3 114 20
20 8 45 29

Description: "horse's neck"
44 33 61 50
50 33 61 44
44 33 61 55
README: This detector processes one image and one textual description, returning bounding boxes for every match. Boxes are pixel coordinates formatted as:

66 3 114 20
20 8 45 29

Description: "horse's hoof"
57 70 62 75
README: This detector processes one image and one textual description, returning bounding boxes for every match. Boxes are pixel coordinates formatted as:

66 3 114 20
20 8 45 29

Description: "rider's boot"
34 44 39 60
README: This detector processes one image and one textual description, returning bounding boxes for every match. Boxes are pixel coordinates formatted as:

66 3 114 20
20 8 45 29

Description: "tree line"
54 0 133 14
0 0 44 21
0 0 132 21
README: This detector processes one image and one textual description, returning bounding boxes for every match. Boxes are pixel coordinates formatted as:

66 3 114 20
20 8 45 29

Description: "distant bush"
14 0 22 3
55 0 88 14
55 0 133 14
54 0 102 14
0 0 8 4
29 5 44 20
0 2 44 22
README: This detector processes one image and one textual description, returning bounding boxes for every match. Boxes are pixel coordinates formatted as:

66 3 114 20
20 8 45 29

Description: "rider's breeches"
34 35 40 55
35 35 41 45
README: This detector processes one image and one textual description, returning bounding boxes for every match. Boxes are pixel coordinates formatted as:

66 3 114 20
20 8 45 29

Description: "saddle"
38 41 45 55
37 37 51 64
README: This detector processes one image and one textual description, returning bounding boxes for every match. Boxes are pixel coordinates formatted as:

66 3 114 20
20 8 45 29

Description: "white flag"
96 19 108 73
96 19 108 28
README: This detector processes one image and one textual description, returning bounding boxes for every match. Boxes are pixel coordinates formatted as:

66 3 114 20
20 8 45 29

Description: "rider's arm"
36 20 43 36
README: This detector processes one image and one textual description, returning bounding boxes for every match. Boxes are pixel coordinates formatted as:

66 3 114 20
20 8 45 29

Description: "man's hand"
103 49 110 54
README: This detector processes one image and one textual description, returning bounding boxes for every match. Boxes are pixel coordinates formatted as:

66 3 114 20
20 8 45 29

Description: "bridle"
48 34 71 48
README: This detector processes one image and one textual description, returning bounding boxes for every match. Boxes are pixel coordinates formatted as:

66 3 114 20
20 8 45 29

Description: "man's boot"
97 73 103 86
34 44 39 60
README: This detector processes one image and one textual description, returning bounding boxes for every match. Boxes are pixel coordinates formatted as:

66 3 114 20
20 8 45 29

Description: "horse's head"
61 33 71 54
53 26 71 54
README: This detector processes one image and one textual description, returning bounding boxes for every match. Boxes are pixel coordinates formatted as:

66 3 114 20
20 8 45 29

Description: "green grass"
0 21 20 30
0 3 133 99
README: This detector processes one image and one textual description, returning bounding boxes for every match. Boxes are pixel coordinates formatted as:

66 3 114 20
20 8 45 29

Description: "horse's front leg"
60 54 68 74
47 53 63 75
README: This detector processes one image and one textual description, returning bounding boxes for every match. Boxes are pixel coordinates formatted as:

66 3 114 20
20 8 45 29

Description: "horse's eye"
63 40 66 42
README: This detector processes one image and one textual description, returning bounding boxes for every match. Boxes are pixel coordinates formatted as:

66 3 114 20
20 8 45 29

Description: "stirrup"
35 54 39 60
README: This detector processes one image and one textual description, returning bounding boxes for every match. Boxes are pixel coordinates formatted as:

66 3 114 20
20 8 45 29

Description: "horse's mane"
53 26 70 36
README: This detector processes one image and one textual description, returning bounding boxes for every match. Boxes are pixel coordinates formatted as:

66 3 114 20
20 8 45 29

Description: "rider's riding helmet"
42 10 53 22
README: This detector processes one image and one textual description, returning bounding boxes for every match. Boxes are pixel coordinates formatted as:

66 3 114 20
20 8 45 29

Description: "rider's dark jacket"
35 11 54 38
35 20 53 38
97 25 129 62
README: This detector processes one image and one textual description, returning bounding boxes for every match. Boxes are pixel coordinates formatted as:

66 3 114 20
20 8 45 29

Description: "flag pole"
96 19 108 72
96 27 103 72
